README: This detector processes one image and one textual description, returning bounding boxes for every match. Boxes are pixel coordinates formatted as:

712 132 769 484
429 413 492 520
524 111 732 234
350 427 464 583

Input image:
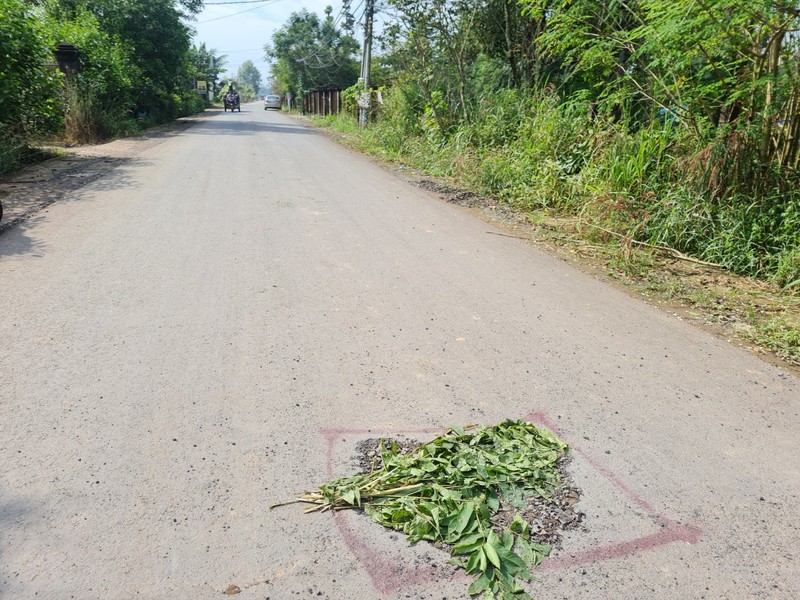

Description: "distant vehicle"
264 95 282 110
223 91 240 112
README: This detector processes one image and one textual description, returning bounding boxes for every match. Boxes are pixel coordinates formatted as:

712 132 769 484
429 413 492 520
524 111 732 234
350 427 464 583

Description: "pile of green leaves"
297 420 568 599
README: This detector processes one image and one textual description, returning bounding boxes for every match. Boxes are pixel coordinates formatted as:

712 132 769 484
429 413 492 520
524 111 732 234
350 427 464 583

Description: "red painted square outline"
320 412 702 595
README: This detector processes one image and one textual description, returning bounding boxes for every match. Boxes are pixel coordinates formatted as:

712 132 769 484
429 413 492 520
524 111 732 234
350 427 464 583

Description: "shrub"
0 0 62 171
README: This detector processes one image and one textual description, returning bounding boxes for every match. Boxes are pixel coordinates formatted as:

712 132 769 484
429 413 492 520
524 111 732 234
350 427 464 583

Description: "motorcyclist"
225 83 239 106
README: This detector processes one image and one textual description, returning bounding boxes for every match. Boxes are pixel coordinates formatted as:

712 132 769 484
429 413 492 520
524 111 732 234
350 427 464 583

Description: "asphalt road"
1 104 798 600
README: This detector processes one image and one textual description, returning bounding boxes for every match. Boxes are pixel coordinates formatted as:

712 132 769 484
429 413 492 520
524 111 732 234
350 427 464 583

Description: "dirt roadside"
2 110 798 377
0 113 213 233
408 176 800 376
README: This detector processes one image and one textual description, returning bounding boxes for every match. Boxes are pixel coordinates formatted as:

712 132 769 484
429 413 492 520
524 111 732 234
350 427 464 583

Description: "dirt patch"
491 456 584 548
416 178 521 223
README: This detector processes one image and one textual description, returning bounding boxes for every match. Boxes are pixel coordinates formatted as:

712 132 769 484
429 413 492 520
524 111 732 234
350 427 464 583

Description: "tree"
237 60 262 95
381 0 483 129
265 7 360 96
0 0 61 140
190 43 226 96
474 0 551 90
43 0 203 114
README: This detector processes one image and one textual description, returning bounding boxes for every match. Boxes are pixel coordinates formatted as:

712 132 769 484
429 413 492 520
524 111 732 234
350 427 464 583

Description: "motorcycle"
223 91 241 112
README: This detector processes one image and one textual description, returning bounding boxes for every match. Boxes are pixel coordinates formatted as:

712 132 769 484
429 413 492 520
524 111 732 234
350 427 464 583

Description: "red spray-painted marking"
331 510 467 594
320 417 703 595
321 427 459 594
525 412 702 569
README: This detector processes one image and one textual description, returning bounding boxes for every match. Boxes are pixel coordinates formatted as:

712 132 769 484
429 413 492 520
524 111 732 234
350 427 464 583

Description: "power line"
205 0 272 4
198 0 285 23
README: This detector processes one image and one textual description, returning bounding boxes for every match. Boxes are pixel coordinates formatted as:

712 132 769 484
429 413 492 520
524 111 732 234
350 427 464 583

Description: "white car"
264 95 282 110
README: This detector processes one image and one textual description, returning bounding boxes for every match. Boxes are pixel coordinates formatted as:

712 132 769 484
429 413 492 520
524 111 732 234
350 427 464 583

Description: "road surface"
1 104 798 599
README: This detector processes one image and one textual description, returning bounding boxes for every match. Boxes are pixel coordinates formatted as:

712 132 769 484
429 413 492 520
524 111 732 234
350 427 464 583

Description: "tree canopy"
0 0 62 137
0 0 207 167
237 60 263 95
264 7 360 96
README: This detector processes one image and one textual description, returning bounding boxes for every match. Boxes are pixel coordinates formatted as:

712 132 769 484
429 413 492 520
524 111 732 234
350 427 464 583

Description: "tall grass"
0 129 31 175
63 81 113 144
61 81 208 145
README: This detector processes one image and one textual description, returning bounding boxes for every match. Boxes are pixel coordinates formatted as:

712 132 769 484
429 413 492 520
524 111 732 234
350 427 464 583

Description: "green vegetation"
264 6 360 97
279 421 567 599
296 0 800 363
0 0 62 171
0 0 216 173
309 0 800 289
237 60 262 97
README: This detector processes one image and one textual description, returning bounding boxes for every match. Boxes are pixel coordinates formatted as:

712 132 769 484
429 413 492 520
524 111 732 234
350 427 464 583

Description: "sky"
190 0 356 90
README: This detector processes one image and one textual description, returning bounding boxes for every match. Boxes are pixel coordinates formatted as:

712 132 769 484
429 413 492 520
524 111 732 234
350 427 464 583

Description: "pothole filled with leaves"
274 420 584 599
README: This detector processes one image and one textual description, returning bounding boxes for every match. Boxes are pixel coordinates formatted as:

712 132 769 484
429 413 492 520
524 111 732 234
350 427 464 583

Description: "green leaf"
483 542 501 569
500 483 528 510
451 501 475 536
341 488 357 505
467 573 492 595
494 544 528 577
452 532 487 554
509 514 529 536
465 548 485 574
500 531 514 551
530 542 551 556
515 538 534 567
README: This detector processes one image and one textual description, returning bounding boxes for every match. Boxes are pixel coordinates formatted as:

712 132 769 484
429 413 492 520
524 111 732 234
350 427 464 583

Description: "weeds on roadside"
316 89 800 365
749 317 800 364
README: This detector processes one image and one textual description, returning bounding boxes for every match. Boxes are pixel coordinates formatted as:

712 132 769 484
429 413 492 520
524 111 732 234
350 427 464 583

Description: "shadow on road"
198 112 314 137
0 218 48 258
0 158 148 256
0 496 34 597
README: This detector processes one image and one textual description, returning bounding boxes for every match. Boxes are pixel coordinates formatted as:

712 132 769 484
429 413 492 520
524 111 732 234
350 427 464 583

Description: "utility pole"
358 0 375 127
